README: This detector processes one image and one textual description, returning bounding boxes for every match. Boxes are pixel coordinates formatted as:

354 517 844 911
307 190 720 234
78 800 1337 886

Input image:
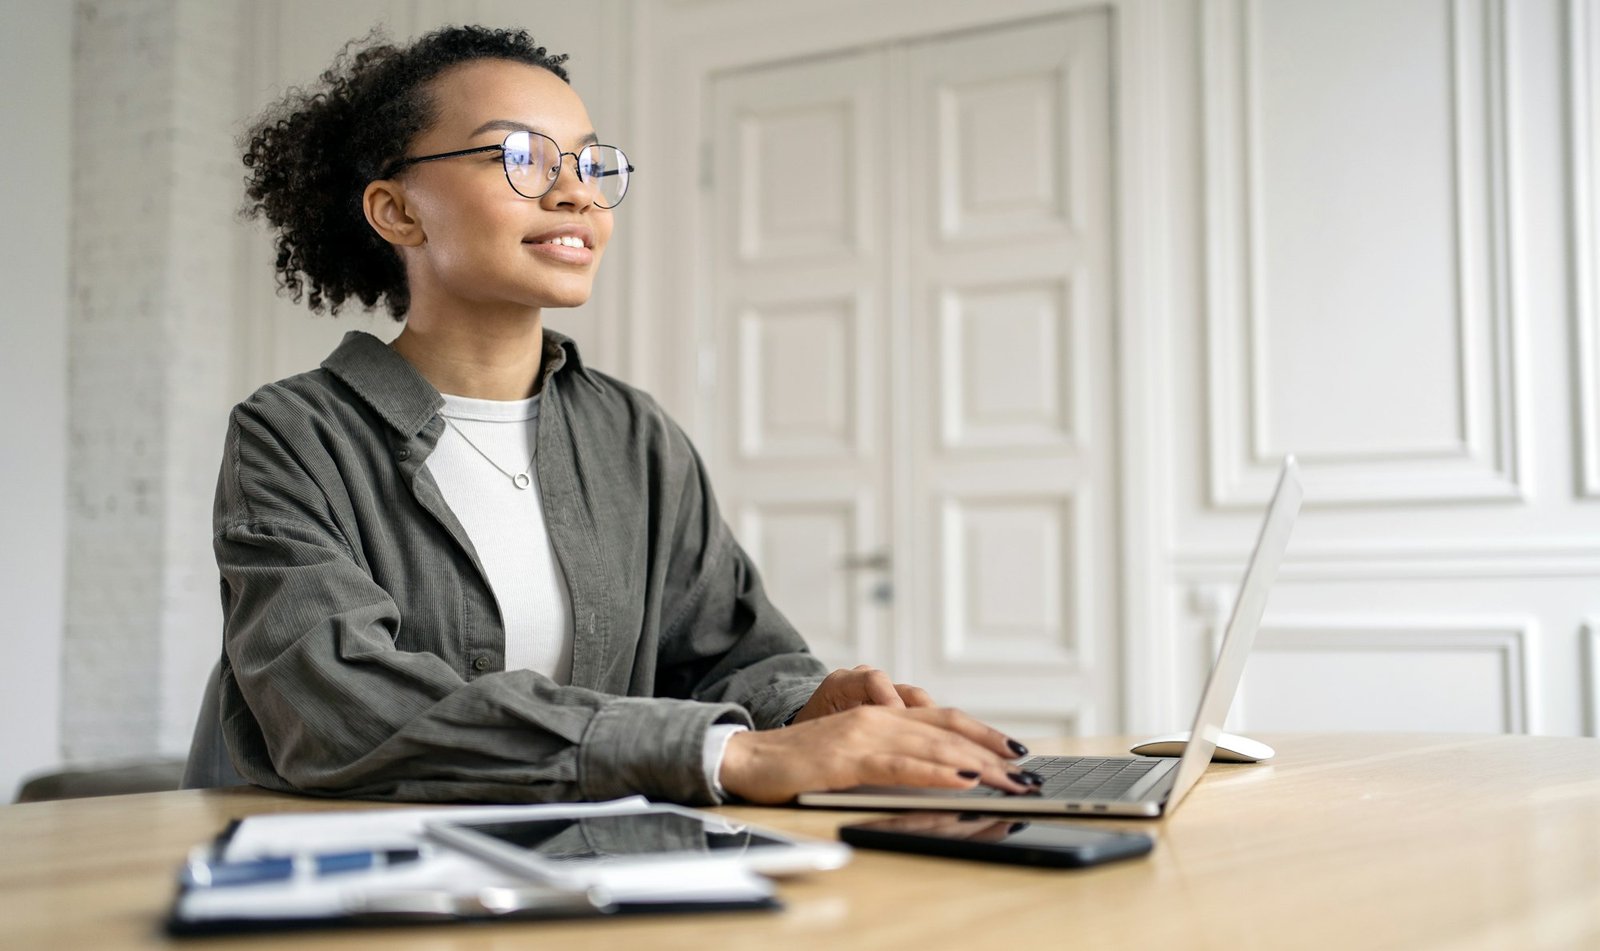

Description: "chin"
540 292 593 310
537 283 596 309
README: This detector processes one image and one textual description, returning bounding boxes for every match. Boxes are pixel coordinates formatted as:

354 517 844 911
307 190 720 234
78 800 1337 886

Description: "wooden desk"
3 734 1599 949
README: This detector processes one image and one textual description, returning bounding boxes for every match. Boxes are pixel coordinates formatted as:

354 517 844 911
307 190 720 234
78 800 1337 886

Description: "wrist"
705 724 747 801
719 729 758 799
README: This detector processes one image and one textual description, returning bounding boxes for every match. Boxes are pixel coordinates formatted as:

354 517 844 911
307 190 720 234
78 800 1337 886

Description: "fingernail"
1007 771 1031 786
1007 738 1029 757
1009 821 1030 834
957 769 980 780
1021 769 1045 786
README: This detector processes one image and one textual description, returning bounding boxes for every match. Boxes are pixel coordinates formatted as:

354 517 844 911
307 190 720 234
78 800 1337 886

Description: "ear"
363 179 426 248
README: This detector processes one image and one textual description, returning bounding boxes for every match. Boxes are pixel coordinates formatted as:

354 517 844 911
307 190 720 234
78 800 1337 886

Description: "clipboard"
165 798 782 936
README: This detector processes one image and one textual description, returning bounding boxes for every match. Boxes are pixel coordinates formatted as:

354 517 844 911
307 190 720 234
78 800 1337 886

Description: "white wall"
60 0 240 764
639 0 1600 738
1162 0 1599 738
0 0 72 799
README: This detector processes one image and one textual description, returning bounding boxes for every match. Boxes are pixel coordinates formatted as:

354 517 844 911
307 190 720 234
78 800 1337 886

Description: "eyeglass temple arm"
383 144 504 178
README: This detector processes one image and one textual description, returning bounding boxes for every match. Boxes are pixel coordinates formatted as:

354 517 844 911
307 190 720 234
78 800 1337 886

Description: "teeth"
542 235 586 248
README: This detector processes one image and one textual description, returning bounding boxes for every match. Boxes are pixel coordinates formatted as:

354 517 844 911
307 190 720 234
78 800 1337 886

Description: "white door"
709 12 1117 738
709 48 895 671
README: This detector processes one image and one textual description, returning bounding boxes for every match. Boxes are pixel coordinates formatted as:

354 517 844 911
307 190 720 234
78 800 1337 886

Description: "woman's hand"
789 665 935 724
718 706 1041 804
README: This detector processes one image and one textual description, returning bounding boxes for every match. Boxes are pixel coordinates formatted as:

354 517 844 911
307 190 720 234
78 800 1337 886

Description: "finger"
861 669 905 708
809 668 867 717
853 711 1031 794
894 683 935 707
884 710 1040 794
853 752 980 790
897 706 1029 761
907 706 1020 758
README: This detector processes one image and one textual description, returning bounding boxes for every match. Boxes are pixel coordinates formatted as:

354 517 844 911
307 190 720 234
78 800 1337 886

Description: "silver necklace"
442 416 535 490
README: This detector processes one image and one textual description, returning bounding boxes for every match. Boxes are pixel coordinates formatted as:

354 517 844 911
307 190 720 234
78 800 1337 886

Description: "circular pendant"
512 473 532 490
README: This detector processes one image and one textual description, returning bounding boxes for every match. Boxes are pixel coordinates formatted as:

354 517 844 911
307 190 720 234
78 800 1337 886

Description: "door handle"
838 551 892 572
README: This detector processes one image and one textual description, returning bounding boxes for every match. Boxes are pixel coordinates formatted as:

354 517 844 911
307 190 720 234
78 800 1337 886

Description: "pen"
181 848 423 888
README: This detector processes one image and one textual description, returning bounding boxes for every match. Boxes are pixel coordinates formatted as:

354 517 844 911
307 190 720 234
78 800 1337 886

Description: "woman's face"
391 59 614 313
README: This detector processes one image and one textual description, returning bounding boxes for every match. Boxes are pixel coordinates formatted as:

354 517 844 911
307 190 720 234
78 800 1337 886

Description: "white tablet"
423 803 850 885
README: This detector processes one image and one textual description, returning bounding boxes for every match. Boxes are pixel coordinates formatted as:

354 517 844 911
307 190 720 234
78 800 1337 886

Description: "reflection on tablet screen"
453 813 791 861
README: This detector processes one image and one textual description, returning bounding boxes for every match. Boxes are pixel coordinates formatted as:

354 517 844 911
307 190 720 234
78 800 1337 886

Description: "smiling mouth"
530 235 589 249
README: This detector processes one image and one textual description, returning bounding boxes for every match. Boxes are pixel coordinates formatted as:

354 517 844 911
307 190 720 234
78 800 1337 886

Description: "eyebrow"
468 119 600 148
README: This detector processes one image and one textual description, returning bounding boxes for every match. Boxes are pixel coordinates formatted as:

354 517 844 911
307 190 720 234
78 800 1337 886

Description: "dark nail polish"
1009 821 1030 834
1007 738 1029 757
1007 771 1029 786
957 769 980 780
1021 769 1045 786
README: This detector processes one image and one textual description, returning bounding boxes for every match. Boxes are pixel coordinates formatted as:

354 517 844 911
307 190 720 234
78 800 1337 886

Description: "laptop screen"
1163 456 1302 813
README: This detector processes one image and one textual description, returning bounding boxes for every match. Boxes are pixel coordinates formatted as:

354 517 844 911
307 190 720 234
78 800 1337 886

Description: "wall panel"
1229 620 1533 734
1201 0 1522 507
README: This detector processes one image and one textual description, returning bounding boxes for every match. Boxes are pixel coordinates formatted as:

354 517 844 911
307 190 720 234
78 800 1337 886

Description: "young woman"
212 25 1040 805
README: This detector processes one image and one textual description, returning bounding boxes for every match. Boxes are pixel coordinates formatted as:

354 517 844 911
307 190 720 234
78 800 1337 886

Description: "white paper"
218 796 653 858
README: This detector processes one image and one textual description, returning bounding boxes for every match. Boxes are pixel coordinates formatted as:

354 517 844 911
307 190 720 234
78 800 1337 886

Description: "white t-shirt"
427 391 745 798
429 392 574 681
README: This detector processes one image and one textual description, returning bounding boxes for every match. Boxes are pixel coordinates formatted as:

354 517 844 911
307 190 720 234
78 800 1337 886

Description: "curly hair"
241 26 571 319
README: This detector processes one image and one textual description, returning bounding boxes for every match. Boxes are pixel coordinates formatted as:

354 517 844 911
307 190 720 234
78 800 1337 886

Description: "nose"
542 152 595 208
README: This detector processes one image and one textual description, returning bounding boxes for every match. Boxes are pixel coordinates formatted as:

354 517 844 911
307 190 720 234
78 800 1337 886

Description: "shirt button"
396 448 411 461
472 656 490 671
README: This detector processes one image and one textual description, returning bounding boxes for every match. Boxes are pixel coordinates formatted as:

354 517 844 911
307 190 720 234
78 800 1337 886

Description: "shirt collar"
320 329 588 438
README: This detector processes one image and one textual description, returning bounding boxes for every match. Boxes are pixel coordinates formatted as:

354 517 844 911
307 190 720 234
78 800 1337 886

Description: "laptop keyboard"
965 756 1162 801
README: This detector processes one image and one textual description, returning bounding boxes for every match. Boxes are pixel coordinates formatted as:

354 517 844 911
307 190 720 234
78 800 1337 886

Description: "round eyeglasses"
383 130 634 209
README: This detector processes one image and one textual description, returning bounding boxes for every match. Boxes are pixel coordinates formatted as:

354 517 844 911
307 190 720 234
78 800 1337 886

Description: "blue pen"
181 848 423 888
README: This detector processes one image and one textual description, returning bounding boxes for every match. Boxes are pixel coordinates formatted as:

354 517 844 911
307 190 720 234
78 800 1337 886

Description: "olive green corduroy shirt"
212 330 826 805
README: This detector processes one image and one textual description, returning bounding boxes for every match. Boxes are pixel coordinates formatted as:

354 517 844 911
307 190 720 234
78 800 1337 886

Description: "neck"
390 306 547 401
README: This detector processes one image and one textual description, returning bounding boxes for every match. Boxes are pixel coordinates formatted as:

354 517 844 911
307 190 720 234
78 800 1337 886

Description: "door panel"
906 13 1116 730
713 49 892 671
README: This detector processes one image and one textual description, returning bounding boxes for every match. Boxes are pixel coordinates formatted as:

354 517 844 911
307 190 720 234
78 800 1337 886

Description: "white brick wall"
159 0 241 755
62 0 241 762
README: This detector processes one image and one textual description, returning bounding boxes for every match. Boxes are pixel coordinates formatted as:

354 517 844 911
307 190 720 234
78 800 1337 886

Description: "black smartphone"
838 812 1153 868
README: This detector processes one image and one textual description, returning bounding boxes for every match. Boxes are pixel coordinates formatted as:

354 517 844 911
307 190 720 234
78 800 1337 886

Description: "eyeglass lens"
503 131 630 208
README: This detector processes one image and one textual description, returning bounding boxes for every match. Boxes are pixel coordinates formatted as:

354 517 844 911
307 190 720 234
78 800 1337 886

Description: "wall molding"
734 292 871 463
1200 0 1524 507
737 492 873 664
1572 0 1600 499
935 490 1087 672
1207 614 1537 734
935 276 1082 453
1583 620 1600 738
968 703 1091 740
1174 539 1600 581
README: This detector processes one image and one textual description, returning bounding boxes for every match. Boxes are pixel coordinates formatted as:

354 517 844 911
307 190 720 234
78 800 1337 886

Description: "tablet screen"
448 812 792 862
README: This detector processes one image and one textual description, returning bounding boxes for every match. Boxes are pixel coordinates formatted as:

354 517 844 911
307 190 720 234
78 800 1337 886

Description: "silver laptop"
797 455 1303 818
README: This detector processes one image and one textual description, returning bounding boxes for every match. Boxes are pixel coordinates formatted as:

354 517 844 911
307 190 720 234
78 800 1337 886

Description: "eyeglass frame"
380 130 635 208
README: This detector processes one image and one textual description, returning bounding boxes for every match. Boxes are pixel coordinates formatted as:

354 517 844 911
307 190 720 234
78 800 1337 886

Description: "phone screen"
839 812 1153 867
855 812 1138 849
